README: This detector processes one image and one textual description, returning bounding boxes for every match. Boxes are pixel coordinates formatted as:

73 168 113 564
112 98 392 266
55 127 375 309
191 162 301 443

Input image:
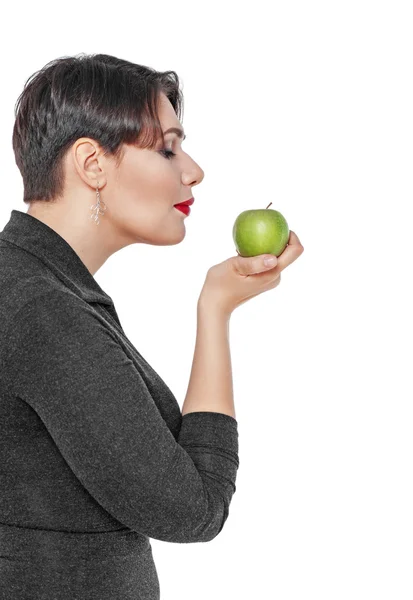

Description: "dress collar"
0 209 114 306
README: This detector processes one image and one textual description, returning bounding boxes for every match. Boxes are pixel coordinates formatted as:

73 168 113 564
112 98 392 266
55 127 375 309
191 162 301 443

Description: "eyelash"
159 149 177 160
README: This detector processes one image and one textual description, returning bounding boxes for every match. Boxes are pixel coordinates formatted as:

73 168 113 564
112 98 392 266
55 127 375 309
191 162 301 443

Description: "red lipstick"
174 197 194 216
174 204 191 216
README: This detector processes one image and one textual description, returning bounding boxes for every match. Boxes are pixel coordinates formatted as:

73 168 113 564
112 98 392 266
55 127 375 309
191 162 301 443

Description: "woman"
0 53 304 599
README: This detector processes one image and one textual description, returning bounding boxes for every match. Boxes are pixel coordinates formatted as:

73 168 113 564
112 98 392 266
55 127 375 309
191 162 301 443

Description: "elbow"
188 487 231 542
133 483 234 544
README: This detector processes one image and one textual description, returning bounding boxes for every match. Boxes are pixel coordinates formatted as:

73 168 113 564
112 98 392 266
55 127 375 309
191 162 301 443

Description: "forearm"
181 299 235 419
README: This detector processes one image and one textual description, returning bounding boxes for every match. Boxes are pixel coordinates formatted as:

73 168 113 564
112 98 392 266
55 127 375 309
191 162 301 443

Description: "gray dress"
0 210 239 600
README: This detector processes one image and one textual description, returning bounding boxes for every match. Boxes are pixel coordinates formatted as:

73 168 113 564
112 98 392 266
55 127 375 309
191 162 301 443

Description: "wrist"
197 293 232 323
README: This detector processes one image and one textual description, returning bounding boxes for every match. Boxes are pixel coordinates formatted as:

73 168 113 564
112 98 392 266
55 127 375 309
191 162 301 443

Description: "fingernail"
264 256 277 267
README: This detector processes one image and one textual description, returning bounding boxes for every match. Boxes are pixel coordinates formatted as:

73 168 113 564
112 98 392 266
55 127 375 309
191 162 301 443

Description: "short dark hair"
12 53 184 204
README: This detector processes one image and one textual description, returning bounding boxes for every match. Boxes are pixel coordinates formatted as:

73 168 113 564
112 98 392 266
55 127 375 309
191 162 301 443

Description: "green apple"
232 202 289 257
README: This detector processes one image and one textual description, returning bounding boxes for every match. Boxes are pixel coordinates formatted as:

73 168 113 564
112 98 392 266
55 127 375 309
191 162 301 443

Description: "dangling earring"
90 181 107 225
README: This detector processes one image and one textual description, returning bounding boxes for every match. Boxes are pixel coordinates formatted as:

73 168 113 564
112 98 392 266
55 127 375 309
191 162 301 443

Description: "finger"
287 230 304 249
275 230 304 271
234 230 303 276
234 253 278 276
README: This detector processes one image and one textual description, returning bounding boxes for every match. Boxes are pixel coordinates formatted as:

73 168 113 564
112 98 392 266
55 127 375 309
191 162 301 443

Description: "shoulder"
0 283 114 392
1 279 99 356
1 275 83 323
0 244 74 325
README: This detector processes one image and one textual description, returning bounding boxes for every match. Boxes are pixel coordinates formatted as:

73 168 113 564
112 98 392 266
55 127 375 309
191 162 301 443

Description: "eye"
159 148 177 160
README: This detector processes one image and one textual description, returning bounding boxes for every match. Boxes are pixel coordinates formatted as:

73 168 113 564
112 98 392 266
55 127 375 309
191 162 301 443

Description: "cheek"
121 158 176 196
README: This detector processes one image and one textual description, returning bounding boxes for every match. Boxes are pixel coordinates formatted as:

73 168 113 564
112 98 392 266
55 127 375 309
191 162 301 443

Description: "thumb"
234 252 278 275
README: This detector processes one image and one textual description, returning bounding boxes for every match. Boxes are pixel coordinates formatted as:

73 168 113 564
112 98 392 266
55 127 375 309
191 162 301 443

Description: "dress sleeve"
2 290 239 543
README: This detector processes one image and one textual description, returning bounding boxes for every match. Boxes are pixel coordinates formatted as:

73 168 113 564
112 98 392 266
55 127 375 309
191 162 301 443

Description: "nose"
184 163 205 189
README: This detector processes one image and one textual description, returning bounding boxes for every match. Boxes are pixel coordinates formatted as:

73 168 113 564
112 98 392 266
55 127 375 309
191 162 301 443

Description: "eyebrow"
163 127 186 141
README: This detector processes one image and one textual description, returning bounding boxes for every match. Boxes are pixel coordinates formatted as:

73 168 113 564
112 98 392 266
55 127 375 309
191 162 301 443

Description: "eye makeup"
159 149 177 160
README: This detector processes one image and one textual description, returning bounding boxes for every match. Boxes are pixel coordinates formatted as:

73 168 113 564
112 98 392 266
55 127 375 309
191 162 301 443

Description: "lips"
174 204 191 216
174 197 194 207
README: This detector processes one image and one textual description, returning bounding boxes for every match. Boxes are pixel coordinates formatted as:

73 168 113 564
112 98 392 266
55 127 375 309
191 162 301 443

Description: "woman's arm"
2 287 239 544
181 299 235 419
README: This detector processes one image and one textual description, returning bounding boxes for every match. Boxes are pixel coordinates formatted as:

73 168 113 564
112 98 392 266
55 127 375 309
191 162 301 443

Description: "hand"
198 230 304 317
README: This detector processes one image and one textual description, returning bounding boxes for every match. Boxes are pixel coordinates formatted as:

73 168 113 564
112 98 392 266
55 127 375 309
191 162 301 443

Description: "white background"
1 1 412 598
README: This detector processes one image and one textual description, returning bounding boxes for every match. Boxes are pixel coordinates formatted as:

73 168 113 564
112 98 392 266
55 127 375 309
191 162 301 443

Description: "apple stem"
265 202 272 209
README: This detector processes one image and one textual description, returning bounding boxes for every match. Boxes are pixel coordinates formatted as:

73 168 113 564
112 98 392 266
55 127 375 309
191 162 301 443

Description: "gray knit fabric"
0 210 240 600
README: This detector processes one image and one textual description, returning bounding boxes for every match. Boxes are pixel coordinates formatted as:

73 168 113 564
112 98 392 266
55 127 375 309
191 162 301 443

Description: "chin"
151 227 186 246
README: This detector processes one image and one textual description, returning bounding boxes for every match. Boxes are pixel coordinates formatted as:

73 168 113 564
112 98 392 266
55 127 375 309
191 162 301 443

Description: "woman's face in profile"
106 92 204 247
